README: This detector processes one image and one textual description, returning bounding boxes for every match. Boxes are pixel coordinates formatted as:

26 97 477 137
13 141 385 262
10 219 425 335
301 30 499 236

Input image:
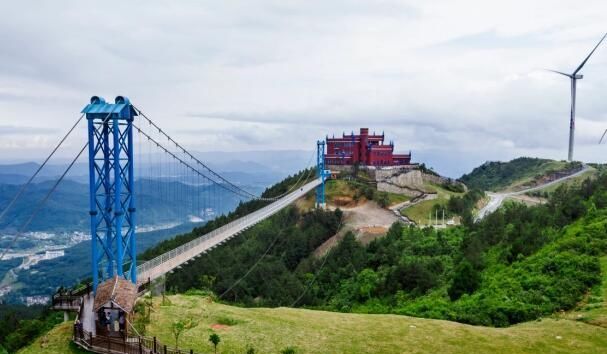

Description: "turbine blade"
600 129 607 144
544 69 572 78
574 32 607 74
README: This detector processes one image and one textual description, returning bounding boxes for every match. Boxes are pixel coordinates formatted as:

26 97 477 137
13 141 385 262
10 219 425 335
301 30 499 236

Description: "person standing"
105 312 111 332
118 313 125 336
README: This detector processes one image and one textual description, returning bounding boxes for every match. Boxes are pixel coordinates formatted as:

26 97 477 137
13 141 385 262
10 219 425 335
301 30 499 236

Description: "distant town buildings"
325 128 411 167
24 295 50 306
19 249 65 270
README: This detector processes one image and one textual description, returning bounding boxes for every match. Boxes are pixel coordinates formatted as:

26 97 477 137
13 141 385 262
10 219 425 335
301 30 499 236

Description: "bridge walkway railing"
136 178 321 282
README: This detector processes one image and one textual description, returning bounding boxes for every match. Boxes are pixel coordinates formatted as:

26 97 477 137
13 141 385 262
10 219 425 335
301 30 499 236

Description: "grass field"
17 321 87 354
401 182 464 225
384 192 411 206
22 293 607 354
19 264 607 354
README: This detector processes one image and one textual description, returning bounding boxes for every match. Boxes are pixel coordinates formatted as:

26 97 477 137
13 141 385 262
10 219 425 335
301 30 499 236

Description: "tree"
161 292 172 306
143 293 153 321
448 260 480 300
198 274 216 290
171 318 197 349
355 268 379 300
209 333 221 354
377 192 389 208
281 347 297 354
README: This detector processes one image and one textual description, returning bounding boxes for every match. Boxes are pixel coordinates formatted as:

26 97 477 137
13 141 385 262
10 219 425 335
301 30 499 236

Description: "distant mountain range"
0 151 315 303
0 178 259 235
0 150 316 232
0 149 313 183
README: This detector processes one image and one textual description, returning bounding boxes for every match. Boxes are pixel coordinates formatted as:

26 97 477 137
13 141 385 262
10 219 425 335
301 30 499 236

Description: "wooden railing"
51 283 91 310
74 325 203 354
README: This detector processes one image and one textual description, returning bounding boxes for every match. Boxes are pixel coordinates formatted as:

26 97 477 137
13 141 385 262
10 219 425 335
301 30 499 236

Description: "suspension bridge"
0 96 330 351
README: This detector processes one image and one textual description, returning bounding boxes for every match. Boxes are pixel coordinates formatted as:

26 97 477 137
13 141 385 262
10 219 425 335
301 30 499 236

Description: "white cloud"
0 0 606 176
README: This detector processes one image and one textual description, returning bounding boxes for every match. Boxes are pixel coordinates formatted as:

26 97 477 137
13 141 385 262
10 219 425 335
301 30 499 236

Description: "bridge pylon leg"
83 96 138 292
316 140 327 209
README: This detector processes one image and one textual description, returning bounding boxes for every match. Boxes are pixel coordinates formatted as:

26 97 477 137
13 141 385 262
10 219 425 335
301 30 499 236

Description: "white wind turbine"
548 33 607 161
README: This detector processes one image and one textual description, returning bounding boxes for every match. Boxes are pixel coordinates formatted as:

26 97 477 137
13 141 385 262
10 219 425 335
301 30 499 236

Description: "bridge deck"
136 178 321 283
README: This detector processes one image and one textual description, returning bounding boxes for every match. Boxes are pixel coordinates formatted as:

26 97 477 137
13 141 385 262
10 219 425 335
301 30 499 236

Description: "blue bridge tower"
82 96 138 292
316 140 328 208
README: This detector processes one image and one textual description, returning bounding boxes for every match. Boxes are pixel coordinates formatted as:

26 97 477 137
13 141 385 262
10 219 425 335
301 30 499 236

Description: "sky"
1 0 607 177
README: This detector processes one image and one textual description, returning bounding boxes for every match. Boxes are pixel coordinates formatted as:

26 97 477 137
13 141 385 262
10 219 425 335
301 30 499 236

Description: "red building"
325 128 411 166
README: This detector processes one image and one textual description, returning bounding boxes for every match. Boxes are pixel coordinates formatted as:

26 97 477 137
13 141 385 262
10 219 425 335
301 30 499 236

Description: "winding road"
475 164 592 221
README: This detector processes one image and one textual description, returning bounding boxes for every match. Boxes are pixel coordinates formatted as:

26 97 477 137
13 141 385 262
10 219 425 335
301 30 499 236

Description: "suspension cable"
290 217 346 307
0 142 89 261
217 208 344 304
0 110 115 261
134 107 319 202
133 107 261 200
133 124 259 201
218 233 281 299
261 151 317 200
0 113 85 224
290 245 332 307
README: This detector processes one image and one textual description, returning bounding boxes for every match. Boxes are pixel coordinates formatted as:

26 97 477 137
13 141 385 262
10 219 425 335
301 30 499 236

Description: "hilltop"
459 157 586 192
9 158 607 353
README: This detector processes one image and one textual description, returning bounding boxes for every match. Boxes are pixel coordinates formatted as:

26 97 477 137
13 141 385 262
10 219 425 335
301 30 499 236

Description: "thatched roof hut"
93 276 137 313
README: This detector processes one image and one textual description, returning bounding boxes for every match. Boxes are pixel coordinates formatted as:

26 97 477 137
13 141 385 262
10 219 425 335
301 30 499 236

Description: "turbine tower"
548 33 607 161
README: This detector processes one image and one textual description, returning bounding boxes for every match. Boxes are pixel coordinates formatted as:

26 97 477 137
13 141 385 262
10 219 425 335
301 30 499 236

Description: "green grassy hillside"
20 291 607 354
460 157 581 192
17 171 607 354
17 322 86 354
400 182 465 225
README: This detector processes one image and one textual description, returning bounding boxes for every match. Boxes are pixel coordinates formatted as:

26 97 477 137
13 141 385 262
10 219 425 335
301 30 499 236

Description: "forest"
3 166 606 352
164 172 606 327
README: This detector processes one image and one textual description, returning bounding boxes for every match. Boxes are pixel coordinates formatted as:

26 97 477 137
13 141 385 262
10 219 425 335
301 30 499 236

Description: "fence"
136 178 321 281
51 283 91 310
74 325 203 354
63 179 321 354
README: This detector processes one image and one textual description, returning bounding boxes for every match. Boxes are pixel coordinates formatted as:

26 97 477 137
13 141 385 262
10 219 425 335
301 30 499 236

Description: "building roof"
93 276 137 313
81 96 137 118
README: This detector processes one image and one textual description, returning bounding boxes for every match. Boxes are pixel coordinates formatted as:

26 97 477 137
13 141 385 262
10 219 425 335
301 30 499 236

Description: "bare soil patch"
315 201 399 256
210 324 230 330
332 196 357 207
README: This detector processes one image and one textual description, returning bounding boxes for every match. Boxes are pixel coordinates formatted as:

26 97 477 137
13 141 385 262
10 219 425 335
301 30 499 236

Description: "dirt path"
389 193 437 225
314 201 399 256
